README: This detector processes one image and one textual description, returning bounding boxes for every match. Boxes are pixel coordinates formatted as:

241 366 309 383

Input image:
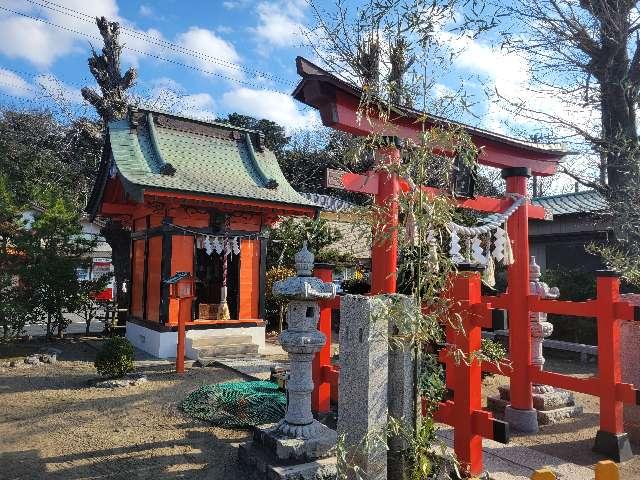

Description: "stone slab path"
436 426 594 479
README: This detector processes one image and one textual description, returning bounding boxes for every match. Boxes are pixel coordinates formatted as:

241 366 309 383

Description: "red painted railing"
483 270 640 461
430 268 509 475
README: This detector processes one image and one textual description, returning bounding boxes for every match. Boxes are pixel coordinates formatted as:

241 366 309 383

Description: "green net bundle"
179 380 286 428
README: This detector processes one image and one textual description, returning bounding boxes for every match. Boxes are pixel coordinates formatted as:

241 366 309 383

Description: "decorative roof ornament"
294 241 314 276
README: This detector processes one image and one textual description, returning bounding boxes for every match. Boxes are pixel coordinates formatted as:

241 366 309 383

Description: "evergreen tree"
0 176 33 341
15 193 96 339
82 16 137 314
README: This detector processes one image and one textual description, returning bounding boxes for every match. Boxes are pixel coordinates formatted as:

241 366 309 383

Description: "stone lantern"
529 256 558 393
272 241 337 439
240 242 338 477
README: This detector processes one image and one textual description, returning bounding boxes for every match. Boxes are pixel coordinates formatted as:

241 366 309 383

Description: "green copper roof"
104 108 316 209
532 190 607 216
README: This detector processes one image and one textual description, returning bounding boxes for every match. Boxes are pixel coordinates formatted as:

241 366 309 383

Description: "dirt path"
483 356 640 478
0 339 250 480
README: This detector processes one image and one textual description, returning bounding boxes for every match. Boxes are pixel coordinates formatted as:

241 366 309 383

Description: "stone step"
237 441 337 480
487 395 583 425
187 334 253 348
538 405 583 425
194 343 259 358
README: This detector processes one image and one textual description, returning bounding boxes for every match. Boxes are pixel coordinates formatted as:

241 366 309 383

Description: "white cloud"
0 16 77 69
176 27 243 80
0 68 86 108
222 87 319 132
434 30 598 138
0 1 246 89
252 1 309 49
223 0 251 10
0 0 162 69
139 5 153 17
0 69 33 97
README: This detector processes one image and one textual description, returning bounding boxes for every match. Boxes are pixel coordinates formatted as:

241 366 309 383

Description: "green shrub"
94 337 135 378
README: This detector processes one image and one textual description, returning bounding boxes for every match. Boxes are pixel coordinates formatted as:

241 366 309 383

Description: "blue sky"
0 0 594 165
0 0 324 131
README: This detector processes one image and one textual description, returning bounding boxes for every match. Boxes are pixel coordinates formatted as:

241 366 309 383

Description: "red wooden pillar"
503 167 537 432
451 267 484 474
593 270 633 461
312 263 333 414
370 137 400 295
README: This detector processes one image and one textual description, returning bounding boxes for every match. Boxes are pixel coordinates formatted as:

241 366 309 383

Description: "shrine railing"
482 270 640 461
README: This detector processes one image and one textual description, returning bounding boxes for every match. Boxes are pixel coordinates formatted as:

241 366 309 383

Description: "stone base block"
592 430 633 463
489 385 583 428
505 406 539 433
238 441 337 480
487 395 508 416
253 422 337 462
538 405 583 425
497 385 576 410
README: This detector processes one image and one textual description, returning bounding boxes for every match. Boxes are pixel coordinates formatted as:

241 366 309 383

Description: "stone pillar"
620 294 640 443
338 294 389 480
387 295 417 480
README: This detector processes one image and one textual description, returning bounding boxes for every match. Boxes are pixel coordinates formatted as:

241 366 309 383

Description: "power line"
0 66 90 89
0 4 294 95
22 0 297 87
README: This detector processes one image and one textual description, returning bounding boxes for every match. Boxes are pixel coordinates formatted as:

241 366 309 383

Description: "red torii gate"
293 55 565 420
294 55 640 473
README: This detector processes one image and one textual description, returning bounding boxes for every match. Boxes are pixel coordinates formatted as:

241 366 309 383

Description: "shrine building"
87 107 317 358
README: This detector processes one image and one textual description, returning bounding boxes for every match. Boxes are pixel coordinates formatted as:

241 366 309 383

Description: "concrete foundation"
593 430 633 463
125 321 265 359
504 406 539 433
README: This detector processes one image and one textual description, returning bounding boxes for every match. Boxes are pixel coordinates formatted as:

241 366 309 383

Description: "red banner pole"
312 263 334 414
503 167 537 433
370 138 400 295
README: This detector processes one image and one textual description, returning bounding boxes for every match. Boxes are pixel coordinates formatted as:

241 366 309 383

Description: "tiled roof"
103 108 315 209
532 190 607 216
301 192 356 212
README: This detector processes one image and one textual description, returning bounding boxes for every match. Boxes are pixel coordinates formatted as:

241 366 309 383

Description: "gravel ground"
0 338 251 480
3 339 639 479
482 355 640 478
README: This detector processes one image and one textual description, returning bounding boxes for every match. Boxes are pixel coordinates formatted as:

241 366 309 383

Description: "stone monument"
488 256 583 425
338 294 389 480
239 242 338 480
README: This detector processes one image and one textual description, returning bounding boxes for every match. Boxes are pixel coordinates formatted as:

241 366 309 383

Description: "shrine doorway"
194 248 240 320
